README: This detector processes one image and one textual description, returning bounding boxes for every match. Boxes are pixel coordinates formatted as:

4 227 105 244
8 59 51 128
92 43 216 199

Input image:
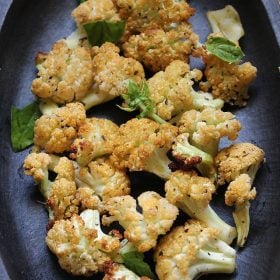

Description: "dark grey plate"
0 0 279 279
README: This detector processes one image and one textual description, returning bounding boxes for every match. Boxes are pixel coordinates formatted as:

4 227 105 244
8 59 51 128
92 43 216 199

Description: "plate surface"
0 1 279 279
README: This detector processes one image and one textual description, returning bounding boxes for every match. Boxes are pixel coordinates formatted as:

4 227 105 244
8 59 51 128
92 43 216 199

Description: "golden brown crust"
123 23 198 72
31 41 93 104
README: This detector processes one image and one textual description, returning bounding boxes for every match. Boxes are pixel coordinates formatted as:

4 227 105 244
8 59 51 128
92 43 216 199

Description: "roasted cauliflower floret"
147 60 224 120
23 152 51 184
31 41 93 104
46 210 120 276
102 192 179 252
72 0 121 26
110 118 178 179
103 262 147 280
70 117 119 166
225 174 256 247
198 50 257 106
154 220 236 280
215 142 265 186
34 102 86 154
116 0 195 38
24 153 100 221
75 157 130 201
178 108 241 156
172 133 217 181
123 23 198 73
165 170 236 244
82 43 145 109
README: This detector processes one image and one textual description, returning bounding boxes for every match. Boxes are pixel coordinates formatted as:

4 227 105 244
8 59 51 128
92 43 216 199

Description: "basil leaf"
79 0 87 3
11 101 41 152
121 251 156 279
205 36 245 63
83 20 125 46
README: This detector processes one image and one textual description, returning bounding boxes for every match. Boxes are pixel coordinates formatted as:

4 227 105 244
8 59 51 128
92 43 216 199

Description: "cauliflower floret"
123 23 198 73
81 42 145 109
74 187 101 211
178 108 241 156
103 262 148 280
110 118 178 180
24 154 101 221
198 50 257 106
102 192 179 252
34 102 86 153
147 60 224 120
215 142 265 186
165 170 236 244
75 157 130 201
172 133 217 181
47 178 79 221
46 210 120 276
154 220 236 280
72 0 121 26
225 174 256 247
23 152 51 183
115 0 195 39
70 117 120 166
31 40 93 104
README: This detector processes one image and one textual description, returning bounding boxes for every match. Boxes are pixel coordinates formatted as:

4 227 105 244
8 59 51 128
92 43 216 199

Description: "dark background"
0 0 279 279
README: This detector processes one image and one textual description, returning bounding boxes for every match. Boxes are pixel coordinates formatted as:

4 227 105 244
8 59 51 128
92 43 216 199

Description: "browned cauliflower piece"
110 118 178 180
34 102 86 154
24 153 101 222
74 157 130 201
154 220 236 280
115 0 195 39
102 192 179 252
178 108 241 156
165 170 236 244
72 0 121 26
31 40 93 104
147 60 224 120
46 210 120 276
103 262 148 280
70 117 120 166
123 23 198 73
215 142 265 186
225 174 257 247
198 50 257 106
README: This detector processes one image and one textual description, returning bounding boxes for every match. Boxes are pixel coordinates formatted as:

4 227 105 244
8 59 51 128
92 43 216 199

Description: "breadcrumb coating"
154 220 221 280
225 174 256 207
215 142 265 185
70 117 120 166
123 23 198 72
75 157 130 201
147 60 203 120
34 102 86 153
110 118 178 172
115 0 195 39
178 108 241 155
198 50 257 106
72 0 121 26
46 214 110 276
102 192 178 252
92 42 145 98
31 41 93 104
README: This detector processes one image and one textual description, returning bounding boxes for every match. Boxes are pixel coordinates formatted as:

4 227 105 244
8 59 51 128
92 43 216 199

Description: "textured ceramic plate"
0 0 279 279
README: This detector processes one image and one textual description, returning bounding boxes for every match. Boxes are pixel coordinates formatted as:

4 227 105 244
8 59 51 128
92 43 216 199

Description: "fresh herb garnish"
205 36 245 63
121 251 156 279
11 101 41 152
118 80 167 124
83 20 125 46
